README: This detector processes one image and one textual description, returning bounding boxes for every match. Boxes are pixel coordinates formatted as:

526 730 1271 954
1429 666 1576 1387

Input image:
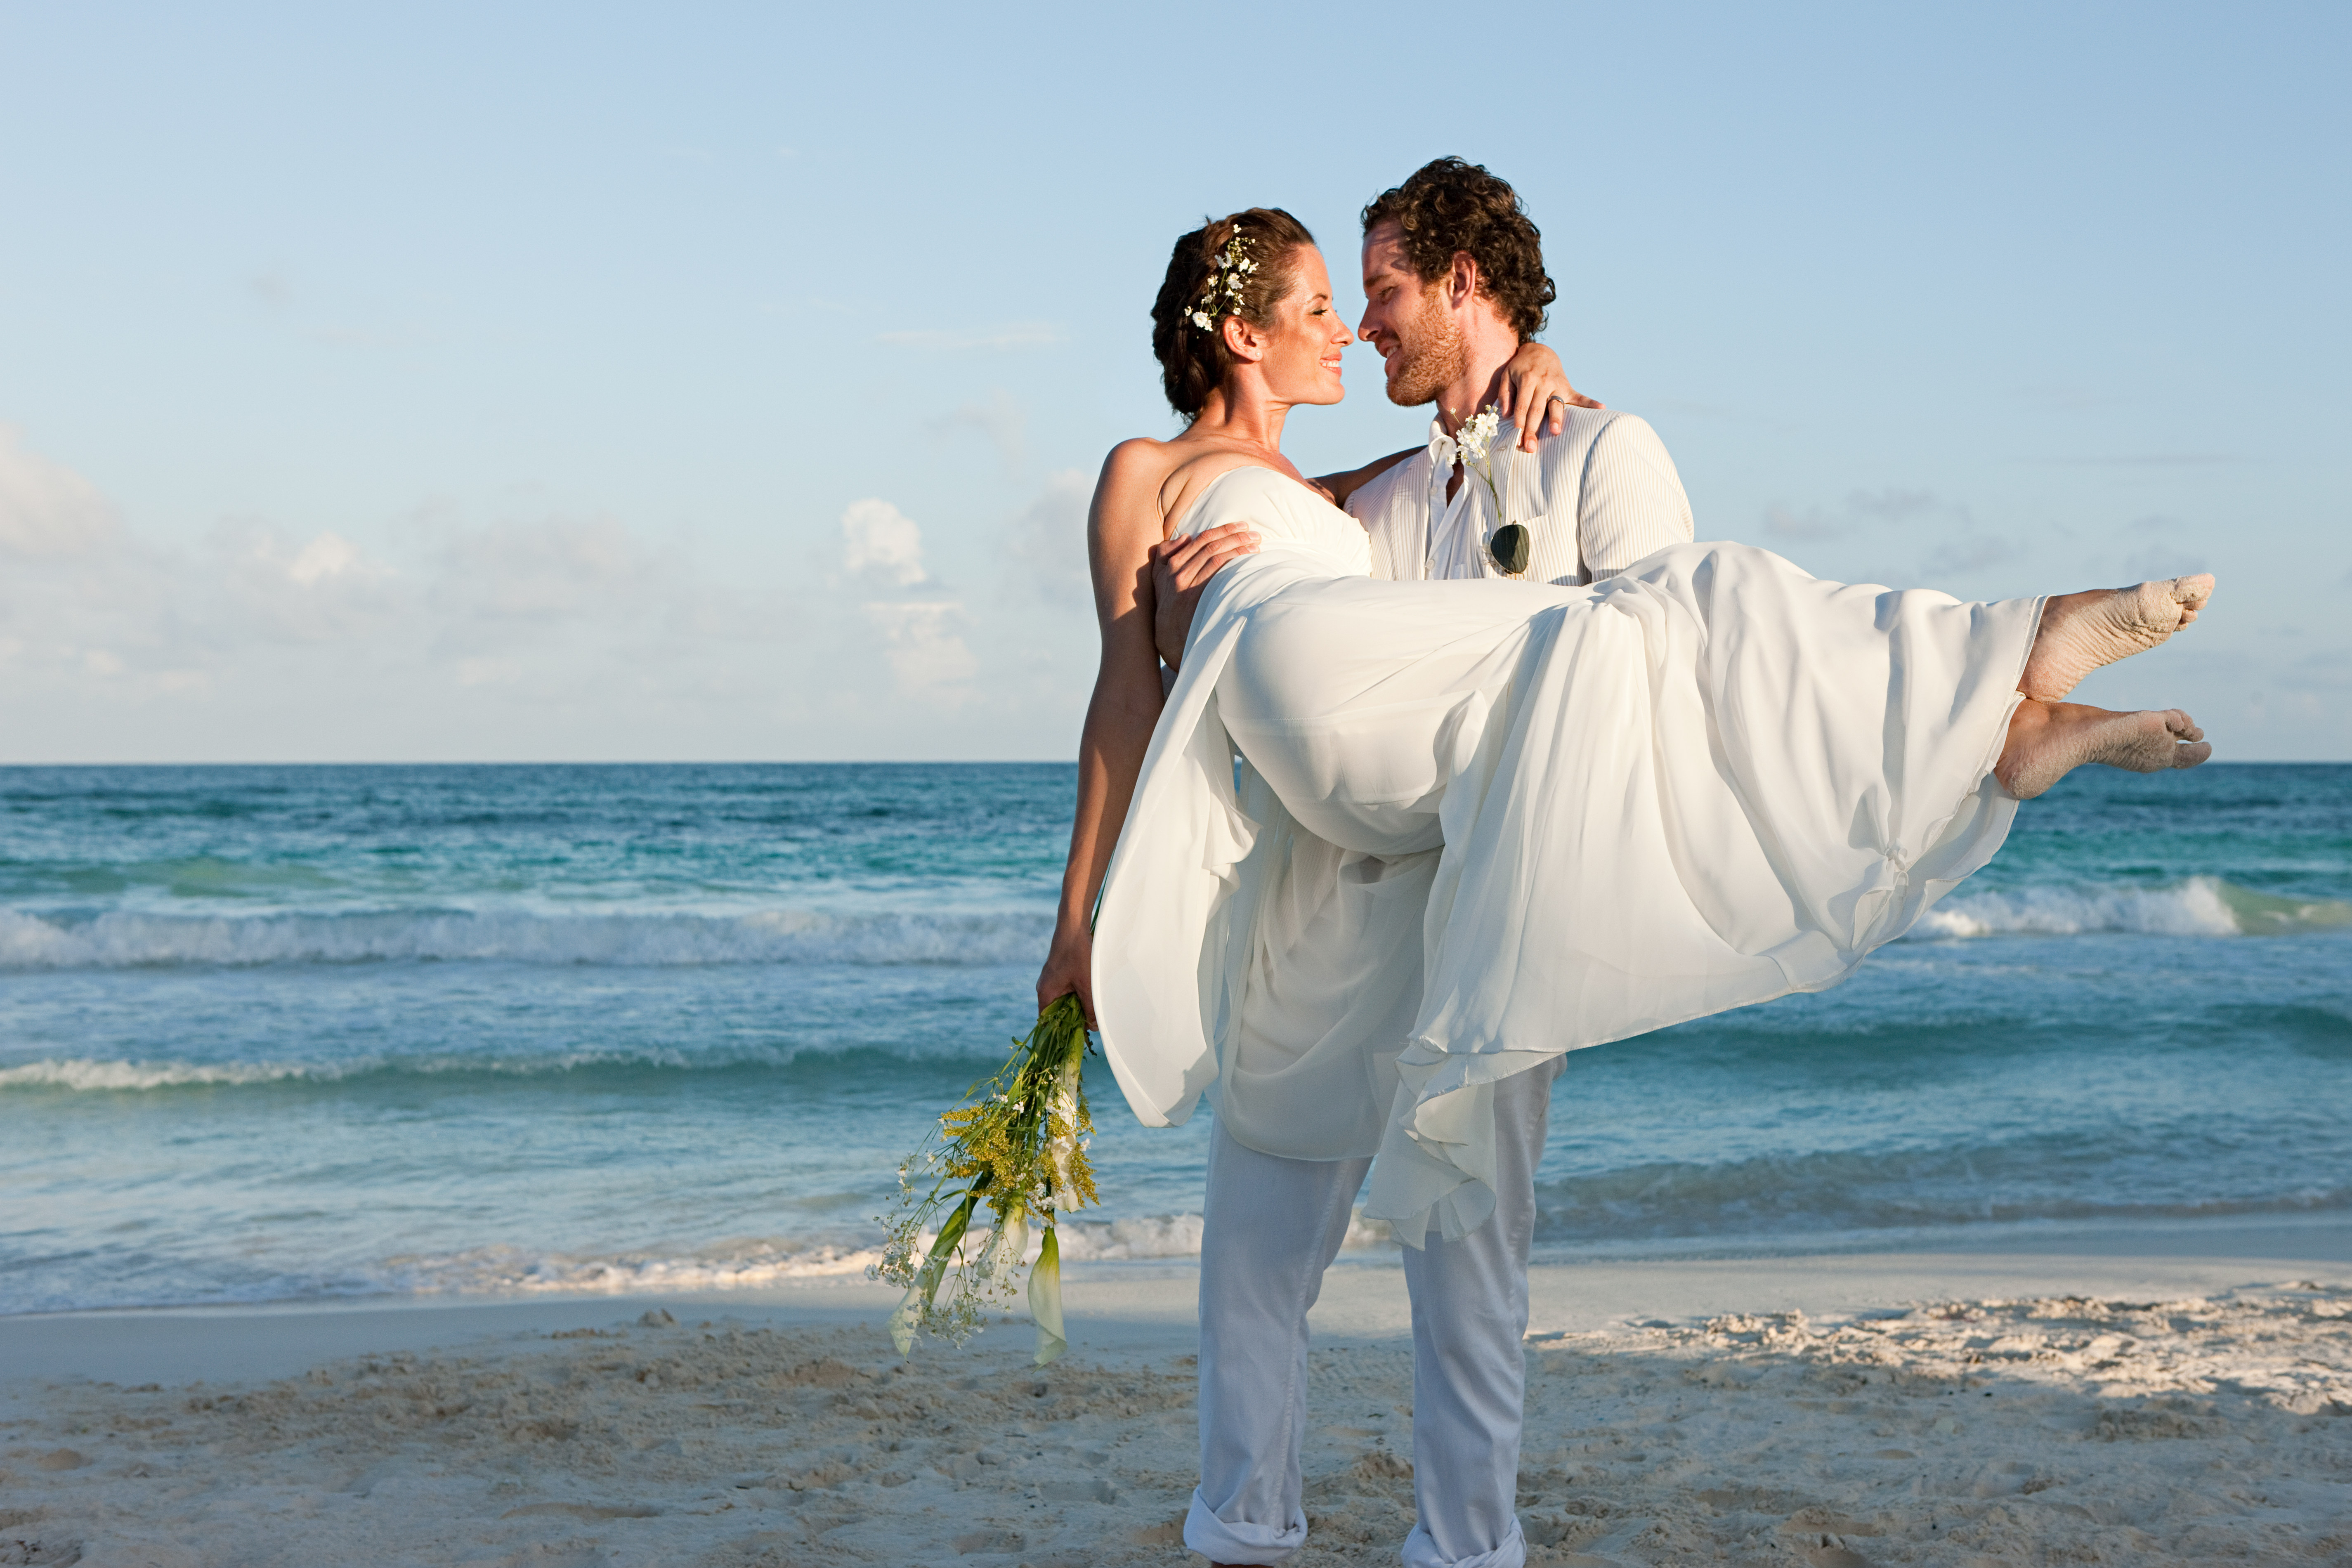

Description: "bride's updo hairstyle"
1150 207 1317 418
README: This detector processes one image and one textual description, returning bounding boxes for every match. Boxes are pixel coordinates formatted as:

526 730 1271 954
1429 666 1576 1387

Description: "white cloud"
930 390 1026 474
864 602 977 693
0 431 1100 760
0 430 803 756
1764 488 1943 542
840 498 930 589
1760 487 2027 586
2107 515 2211 582
213 520 403 646
430 516 645 625
1762 503 1847 542
1920 532 2026 577
287 531 363 586
0 423 119 559
836 498 975 696
1005 469 1093 603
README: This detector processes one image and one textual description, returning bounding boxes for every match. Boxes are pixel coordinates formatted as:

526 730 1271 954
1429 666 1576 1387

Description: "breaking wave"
0 1045 972 1094
0 1209 1392 1313
0 904 1053 971
321 1211 1377 1304
1910 876 2352 940
8 878 2338 974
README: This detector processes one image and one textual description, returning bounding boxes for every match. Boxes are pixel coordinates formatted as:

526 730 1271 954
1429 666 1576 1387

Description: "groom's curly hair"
1150 207 1319 418
1362 158 1555 340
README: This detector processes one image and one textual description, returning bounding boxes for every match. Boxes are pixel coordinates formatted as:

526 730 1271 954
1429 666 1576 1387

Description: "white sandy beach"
5 1222 2350 1567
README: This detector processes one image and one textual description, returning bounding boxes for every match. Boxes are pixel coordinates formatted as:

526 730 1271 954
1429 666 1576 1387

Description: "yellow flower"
871 994 1098 1363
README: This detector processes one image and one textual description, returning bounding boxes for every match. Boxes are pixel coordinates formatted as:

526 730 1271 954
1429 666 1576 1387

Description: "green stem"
915 1182 984 1311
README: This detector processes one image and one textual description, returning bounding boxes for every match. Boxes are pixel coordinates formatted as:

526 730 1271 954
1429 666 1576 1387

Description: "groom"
1156 158 1697 1568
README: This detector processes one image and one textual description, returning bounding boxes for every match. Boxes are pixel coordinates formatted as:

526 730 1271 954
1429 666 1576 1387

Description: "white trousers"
1185 1057 1561 1568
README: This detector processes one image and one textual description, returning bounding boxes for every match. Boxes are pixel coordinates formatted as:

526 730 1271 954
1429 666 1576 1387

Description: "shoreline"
4 1223 2348 1565
9 1211 2349 1391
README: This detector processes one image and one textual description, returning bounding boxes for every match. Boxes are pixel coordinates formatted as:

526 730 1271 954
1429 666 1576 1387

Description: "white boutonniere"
1454 405 1529 576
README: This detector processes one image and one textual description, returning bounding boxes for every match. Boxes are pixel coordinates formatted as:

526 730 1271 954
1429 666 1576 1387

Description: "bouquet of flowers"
872 994 1099 1365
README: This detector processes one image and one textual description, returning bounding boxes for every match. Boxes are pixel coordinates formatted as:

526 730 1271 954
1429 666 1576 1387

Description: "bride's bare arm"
1310 448 1419 511
1037 440 1171 1021
1494 339 1599 451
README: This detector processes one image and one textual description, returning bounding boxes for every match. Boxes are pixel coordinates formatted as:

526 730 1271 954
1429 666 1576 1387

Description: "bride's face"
1246 247 1352 406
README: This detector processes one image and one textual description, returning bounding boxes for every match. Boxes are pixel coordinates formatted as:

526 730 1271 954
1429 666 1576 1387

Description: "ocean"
2 762 2347 1318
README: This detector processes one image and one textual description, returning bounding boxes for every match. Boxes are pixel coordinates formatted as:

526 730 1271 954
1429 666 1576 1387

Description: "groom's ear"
1445 250 1482 309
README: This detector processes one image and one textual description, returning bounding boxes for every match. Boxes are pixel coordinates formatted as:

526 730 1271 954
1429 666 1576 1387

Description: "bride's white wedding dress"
1091 466 2038 1244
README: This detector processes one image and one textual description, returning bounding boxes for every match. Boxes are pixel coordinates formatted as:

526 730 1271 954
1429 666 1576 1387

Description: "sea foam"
0 905 1053 971
7 877 2337 974
1911 876 2352 940
364 1215 1264 1299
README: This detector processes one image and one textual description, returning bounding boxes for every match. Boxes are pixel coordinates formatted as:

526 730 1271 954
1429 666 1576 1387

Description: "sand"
4 1226 2350 1566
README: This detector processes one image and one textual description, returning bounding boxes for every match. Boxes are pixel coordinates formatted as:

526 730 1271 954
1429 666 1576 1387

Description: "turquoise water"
2 762 2347 1315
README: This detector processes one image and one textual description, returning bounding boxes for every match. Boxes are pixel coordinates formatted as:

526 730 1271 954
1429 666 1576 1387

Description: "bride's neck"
1190 381 1289 453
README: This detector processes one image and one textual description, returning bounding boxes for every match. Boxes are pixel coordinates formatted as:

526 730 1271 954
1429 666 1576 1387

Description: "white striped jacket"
1347 406 1696 585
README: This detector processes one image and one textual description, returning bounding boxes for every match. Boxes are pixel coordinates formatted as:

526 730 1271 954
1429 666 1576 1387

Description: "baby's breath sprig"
872 994 1098 1365
1455 404 1532 577
1187 225 1259 332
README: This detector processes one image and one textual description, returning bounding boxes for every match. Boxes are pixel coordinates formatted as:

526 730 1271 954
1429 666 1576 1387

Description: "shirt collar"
1426 414 1458 473
1426 410 1526 474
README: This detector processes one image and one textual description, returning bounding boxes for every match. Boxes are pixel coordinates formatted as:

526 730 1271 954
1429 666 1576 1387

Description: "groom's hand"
1150 523 1259 672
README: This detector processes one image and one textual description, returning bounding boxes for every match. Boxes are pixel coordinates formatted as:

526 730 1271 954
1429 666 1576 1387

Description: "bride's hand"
1036 926 1096 1025
1497 341 1601 452
1150 523 1259 672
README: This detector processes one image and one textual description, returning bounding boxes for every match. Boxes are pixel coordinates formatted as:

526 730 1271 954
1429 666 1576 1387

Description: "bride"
1033 204 2210 1566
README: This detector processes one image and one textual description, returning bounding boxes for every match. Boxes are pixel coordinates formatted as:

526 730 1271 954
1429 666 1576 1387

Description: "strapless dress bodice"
1174 466 1372 581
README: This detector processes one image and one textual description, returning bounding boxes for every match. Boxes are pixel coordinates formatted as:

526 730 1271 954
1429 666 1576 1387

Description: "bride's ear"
1221 315 1268 364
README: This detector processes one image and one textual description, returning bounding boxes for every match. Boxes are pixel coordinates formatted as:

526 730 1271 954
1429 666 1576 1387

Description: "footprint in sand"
498 1502 661 1520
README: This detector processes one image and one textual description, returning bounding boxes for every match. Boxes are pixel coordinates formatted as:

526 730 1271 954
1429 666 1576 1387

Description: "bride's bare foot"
2019 574 2213 702
1995 700 2212 800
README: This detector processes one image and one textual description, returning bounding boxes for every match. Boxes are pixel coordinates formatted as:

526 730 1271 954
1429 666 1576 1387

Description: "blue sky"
1 1 2344 761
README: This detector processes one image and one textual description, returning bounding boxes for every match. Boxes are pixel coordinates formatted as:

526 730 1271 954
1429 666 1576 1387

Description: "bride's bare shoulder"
1093 437 1261 539
1091 437 1182 522
1098 434 1304 536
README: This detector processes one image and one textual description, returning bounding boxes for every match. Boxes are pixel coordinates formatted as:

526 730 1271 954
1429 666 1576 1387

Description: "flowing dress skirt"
1092 510 2040 1244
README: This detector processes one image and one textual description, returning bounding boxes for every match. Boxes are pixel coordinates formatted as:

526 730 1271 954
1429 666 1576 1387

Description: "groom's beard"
1385 285 1468 408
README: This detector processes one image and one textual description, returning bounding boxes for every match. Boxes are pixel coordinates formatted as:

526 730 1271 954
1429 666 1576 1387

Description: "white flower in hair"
1190 226 1256 332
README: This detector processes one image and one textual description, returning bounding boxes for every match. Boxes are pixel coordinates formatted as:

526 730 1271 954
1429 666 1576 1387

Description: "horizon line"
0 758 2340 770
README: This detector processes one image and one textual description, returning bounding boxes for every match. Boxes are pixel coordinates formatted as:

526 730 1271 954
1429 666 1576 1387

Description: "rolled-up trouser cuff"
1404 1517 1526 1568
1184 1488 1307 1564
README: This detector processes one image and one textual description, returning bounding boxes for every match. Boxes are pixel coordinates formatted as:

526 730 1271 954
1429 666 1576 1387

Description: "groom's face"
1358 220 1466 409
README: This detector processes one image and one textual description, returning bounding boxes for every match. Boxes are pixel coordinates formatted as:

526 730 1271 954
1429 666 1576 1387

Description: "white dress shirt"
1349 405 1696 585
